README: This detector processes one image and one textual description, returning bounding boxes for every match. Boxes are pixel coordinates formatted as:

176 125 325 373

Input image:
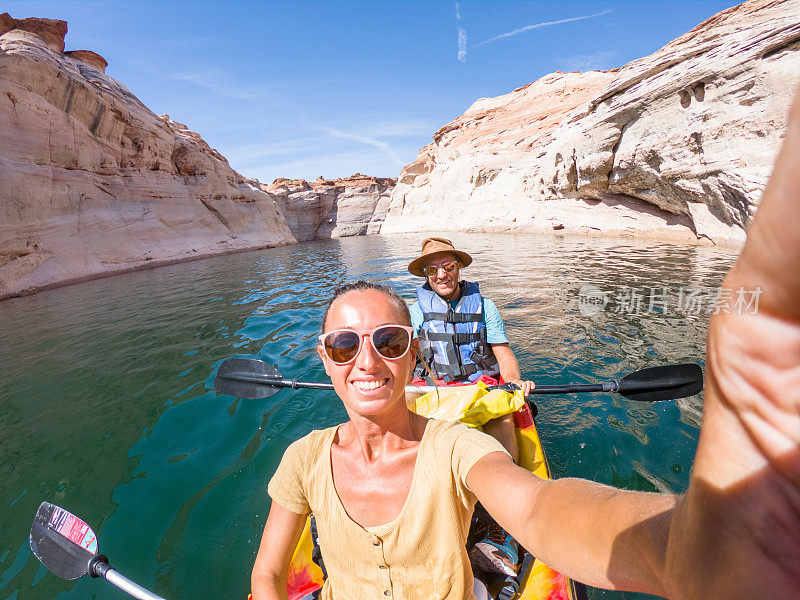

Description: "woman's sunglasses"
318 325 414 365
423 261 458 278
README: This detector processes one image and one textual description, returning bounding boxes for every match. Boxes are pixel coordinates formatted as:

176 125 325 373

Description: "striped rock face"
0 13 295 300
264 174 396 242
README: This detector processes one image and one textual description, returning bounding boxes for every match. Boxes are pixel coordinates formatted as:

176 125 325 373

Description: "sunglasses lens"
324 330 361 363
372 326 410 359
424 262 456 277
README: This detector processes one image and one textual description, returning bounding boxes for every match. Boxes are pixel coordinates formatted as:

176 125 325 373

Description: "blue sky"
5 1 740 183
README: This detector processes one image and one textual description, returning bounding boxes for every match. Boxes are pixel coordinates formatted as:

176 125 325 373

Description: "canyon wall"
0 14 301 299
381 0 800 244
4 0 798 300
264 174 395 242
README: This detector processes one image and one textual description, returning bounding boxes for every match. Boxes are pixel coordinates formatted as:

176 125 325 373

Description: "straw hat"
408 237 473 277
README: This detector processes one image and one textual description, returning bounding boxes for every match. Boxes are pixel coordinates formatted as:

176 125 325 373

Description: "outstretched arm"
471 87 800 600
661 88 800 599
467 452 676 595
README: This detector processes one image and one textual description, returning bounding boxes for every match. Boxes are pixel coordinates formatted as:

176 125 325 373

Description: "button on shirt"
268 419 508 600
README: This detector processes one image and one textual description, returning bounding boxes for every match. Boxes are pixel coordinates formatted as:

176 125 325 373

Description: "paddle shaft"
217 361 702 402
409 383 612 394
93 560 166 600
414 383 618 395
525 383 613 395
221 372 679 395
223 370 434 394
225 370 335 390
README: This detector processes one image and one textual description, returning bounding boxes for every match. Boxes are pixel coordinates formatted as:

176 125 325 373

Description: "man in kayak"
407 237 534 578
407 237 535 456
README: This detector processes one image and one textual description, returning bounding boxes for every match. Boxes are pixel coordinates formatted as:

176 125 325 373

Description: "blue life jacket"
416 281 500 383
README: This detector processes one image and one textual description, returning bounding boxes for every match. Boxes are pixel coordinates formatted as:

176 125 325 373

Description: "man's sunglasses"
423 261 458 278
318 325 414 365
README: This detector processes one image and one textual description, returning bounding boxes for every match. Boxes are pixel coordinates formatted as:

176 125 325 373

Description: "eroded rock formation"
264 174 395 242
382 0 800 244
0 13 295 299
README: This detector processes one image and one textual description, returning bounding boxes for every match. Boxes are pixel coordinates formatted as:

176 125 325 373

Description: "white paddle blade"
30 502 98 580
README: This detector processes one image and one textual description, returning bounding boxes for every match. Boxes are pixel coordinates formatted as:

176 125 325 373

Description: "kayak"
281 396 588 600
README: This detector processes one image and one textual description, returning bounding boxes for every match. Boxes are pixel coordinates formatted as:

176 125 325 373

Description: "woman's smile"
350 377 389 392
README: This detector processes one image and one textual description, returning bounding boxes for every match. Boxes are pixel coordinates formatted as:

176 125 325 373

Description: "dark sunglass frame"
318 324 414 365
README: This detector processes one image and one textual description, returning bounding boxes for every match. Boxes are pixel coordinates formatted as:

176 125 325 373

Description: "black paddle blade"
214 358 282 400
619 363 703 402
30 502 98 580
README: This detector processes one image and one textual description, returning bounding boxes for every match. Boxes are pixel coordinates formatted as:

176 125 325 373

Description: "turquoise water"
0 233 738 600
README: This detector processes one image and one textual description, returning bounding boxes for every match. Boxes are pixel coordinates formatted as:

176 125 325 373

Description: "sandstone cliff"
0 14 295 300
264 174 395 242
381 0 800 244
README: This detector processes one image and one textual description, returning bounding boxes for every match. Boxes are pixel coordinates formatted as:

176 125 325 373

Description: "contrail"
455 3 466 62
474 9 612 48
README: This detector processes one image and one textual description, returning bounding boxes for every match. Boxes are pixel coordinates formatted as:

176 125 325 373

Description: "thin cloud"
458 27 467 63
224 118 431 178
222 136 328 166
317 126 406 168
358 119 437 138
455 2 467 62
474 9 613 48
563 50 618 71
169 70 260 101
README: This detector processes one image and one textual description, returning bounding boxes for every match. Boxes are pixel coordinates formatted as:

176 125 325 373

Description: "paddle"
496 363 703 402
214 357 702 402
29 502 166 600
213 357 438 399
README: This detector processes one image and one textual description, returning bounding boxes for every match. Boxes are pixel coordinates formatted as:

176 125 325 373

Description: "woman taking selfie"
250 280 678 600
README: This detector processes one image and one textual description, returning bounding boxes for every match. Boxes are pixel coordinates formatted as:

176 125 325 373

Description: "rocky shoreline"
2 0 799 300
